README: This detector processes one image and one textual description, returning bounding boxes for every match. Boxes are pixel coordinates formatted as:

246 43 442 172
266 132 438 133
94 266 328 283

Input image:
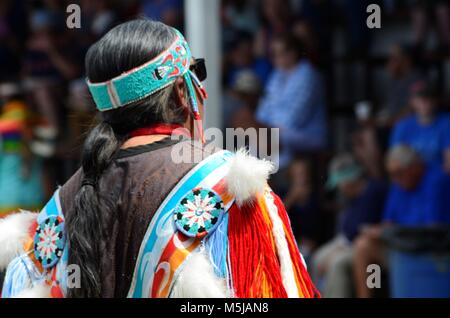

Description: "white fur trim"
0 211 38 270
225 149 274 206
170 249 227 298
264 192 299 297
13 282 51 298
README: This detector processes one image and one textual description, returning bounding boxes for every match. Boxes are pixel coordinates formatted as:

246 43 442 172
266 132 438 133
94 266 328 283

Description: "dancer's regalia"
0 28 318 298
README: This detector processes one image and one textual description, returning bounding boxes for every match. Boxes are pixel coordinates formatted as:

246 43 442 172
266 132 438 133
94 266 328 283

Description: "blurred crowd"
1 0 450 297
221 0 450 297
0 0 184 210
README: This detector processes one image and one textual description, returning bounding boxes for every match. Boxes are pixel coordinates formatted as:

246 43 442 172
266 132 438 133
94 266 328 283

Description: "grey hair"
386 145 422 167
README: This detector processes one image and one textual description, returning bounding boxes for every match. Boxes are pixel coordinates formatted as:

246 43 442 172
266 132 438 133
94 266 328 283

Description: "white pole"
184 0 222 131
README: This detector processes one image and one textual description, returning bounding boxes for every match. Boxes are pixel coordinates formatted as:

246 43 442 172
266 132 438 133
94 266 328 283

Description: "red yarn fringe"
228 199 287 298
272 192 321 298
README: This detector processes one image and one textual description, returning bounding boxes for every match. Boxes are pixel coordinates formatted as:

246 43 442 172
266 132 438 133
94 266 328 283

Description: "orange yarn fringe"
227 192 320 298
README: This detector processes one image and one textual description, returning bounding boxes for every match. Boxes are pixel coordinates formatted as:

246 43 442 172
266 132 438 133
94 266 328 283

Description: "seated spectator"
224 31 272 88
222 0 260 35
256 34 327 169
384 145 450 225
292 19 320 66
377 44 423 128
311 154 387 298
223 70 262 130
353 145 450 298
352 125 384 179
223 70 281 164
284 158 321 260
410 0 450 54
254 0 293 58
292 0 333 69
390 81 450 171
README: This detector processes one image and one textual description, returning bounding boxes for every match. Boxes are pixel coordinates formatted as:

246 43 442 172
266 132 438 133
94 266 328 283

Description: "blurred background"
1 0 450 298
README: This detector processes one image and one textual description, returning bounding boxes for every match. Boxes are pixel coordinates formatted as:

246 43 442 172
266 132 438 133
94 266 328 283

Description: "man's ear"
174 77 189 111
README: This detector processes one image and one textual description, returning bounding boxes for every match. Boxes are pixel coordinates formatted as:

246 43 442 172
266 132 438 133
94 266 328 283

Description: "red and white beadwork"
174 188 224 238
34 215 65 269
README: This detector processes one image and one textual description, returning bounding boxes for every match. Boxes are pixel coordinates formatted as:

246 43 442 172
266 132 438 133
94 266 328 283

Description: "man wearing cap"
390 81 450 172
311 154 387 297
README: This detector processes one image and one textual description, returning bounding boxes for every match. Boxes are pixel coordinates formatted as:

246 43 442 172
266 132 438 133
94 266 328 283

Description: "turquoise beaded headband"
86 29 199 113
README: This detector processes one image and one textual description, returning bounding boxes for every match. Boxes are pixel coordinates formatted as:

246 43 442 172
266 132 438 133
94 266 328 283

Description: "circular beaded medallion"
174 188 225 238
34 215 65 269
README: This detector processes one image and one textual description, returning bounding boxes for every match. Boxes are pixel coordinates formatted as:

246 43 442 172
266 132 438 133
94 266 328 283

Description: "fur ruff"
12 282 51 298
225 149 274 206
170 249 228 298
0 211 37 270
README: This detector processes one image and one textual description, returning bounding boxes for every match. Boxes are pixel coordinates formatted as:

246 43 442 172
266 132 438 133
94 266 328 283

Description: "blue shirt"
141 0 182 21
390 114 450 167
339 180 387 241
256 60 327 167
383 165 450 225
227 59 272 87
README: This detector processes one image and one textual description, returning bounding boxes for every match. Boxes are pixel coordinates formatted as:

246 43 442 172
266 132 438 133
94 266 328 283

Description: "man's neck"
418 114 435 125
121 134 168 149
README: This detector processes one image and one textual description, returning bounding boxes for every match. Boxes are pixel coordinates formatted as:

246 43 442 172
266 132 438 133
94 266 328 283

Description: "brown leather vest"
60 138 217 297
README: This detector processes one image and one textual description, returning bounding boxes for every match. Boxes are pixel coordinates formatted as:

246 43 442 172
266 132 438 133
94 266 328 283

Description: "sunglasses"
190 58 207 82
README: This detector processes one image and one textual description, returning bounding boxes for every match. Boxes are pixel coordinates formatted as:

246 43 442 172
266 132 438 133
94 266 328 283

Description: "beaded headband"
87 29 195 112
